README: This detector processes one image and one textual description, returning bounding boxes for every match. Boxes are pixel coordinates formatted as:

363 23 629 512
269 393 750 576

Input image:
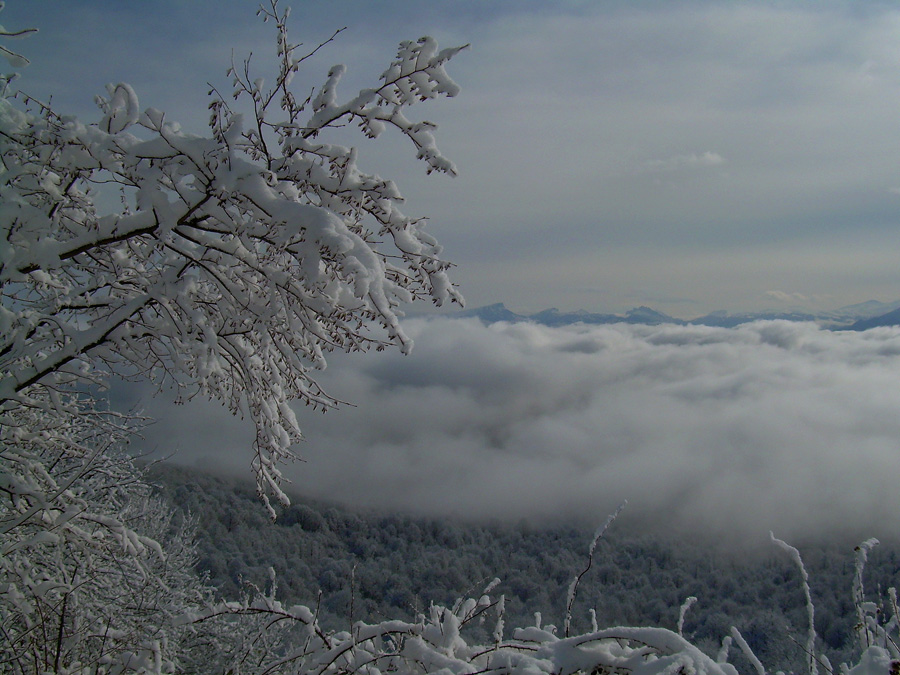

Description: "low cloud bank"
142 318 900 543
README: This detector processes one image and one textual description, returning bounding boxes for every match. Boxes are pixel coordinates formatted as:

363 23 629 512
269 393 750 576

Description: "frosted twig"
853 538 880 650
564 501 626 637
731 627 766 675
771 532 817 675
678 596 697 638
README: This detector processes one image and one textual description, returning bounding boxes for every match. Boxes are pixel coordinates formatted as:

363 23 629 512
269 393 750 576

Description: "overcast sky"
8 0 900 316
9 2 900 543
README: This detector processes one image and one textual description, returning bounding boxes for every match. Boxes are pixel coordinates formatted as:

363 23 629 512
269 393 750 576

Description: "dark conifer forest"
149 464 900 675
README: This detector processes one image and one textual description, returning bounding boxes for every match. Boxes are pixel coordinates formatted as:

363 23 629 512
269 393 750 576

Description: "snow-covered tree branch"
0 390 210 673
0 1 466 512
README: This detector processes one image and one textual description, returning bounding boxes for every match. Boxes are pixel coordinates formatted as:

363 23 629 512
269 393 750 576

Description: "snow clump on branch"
0 1 467 515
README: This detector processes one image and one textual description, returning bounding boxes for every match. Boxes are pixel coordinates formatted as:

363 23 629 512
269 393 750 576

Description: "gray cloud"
139 318 900 544
8 2 900 314
429 3 900 312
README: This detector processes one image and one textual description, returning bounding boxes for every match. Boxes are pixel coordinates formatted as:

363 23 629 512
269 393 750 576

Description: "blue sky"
6 1 900 317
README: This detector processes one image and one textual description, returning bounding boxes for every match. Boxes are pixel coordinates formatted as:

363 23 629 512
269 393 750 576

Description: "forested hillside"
149 464 900 675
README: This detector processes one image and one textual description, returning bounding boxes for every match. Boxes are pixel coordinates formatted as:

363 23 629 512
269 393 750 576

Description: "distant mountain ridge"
455 300 900 329
845 305 900 331
457 303 683 326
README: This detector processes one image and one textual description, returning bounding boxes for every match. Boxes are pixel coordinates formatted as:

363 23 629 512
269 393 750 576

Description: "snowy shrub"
0 392 211 673
174 575 745 675
171 532 900 675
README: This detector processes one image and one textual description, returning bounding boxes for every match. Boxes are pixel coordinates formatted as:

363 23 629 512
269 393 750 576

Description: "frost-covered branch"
564 501 625 637
772 532 819 675
172 582 746 675
0 391 211 674
0 1 466 513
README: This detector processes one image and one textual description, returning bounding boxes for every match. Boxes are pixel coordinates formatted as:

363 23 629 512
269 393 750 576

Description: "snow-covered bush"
174 575 745 675
172 534 900 675
764 534 900 675
0 391 212 673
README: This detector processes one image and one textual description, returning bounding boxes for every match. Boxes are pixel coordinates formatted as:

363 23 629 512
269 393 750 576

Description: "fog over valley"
132 315 900 545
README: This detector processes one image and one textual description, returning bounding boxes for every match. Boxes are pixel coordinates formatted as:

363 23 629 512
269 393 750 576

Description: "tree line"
151 463 900 675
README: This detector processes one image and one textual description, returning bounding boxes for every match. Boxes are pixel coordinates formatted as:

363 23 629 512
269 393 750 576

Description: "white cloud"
139 317 900 544
19 0 900 544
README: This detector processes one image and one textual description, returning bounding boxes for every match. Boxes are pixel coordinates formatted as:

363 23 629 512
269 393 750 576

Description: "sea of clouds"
139 317 900 544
